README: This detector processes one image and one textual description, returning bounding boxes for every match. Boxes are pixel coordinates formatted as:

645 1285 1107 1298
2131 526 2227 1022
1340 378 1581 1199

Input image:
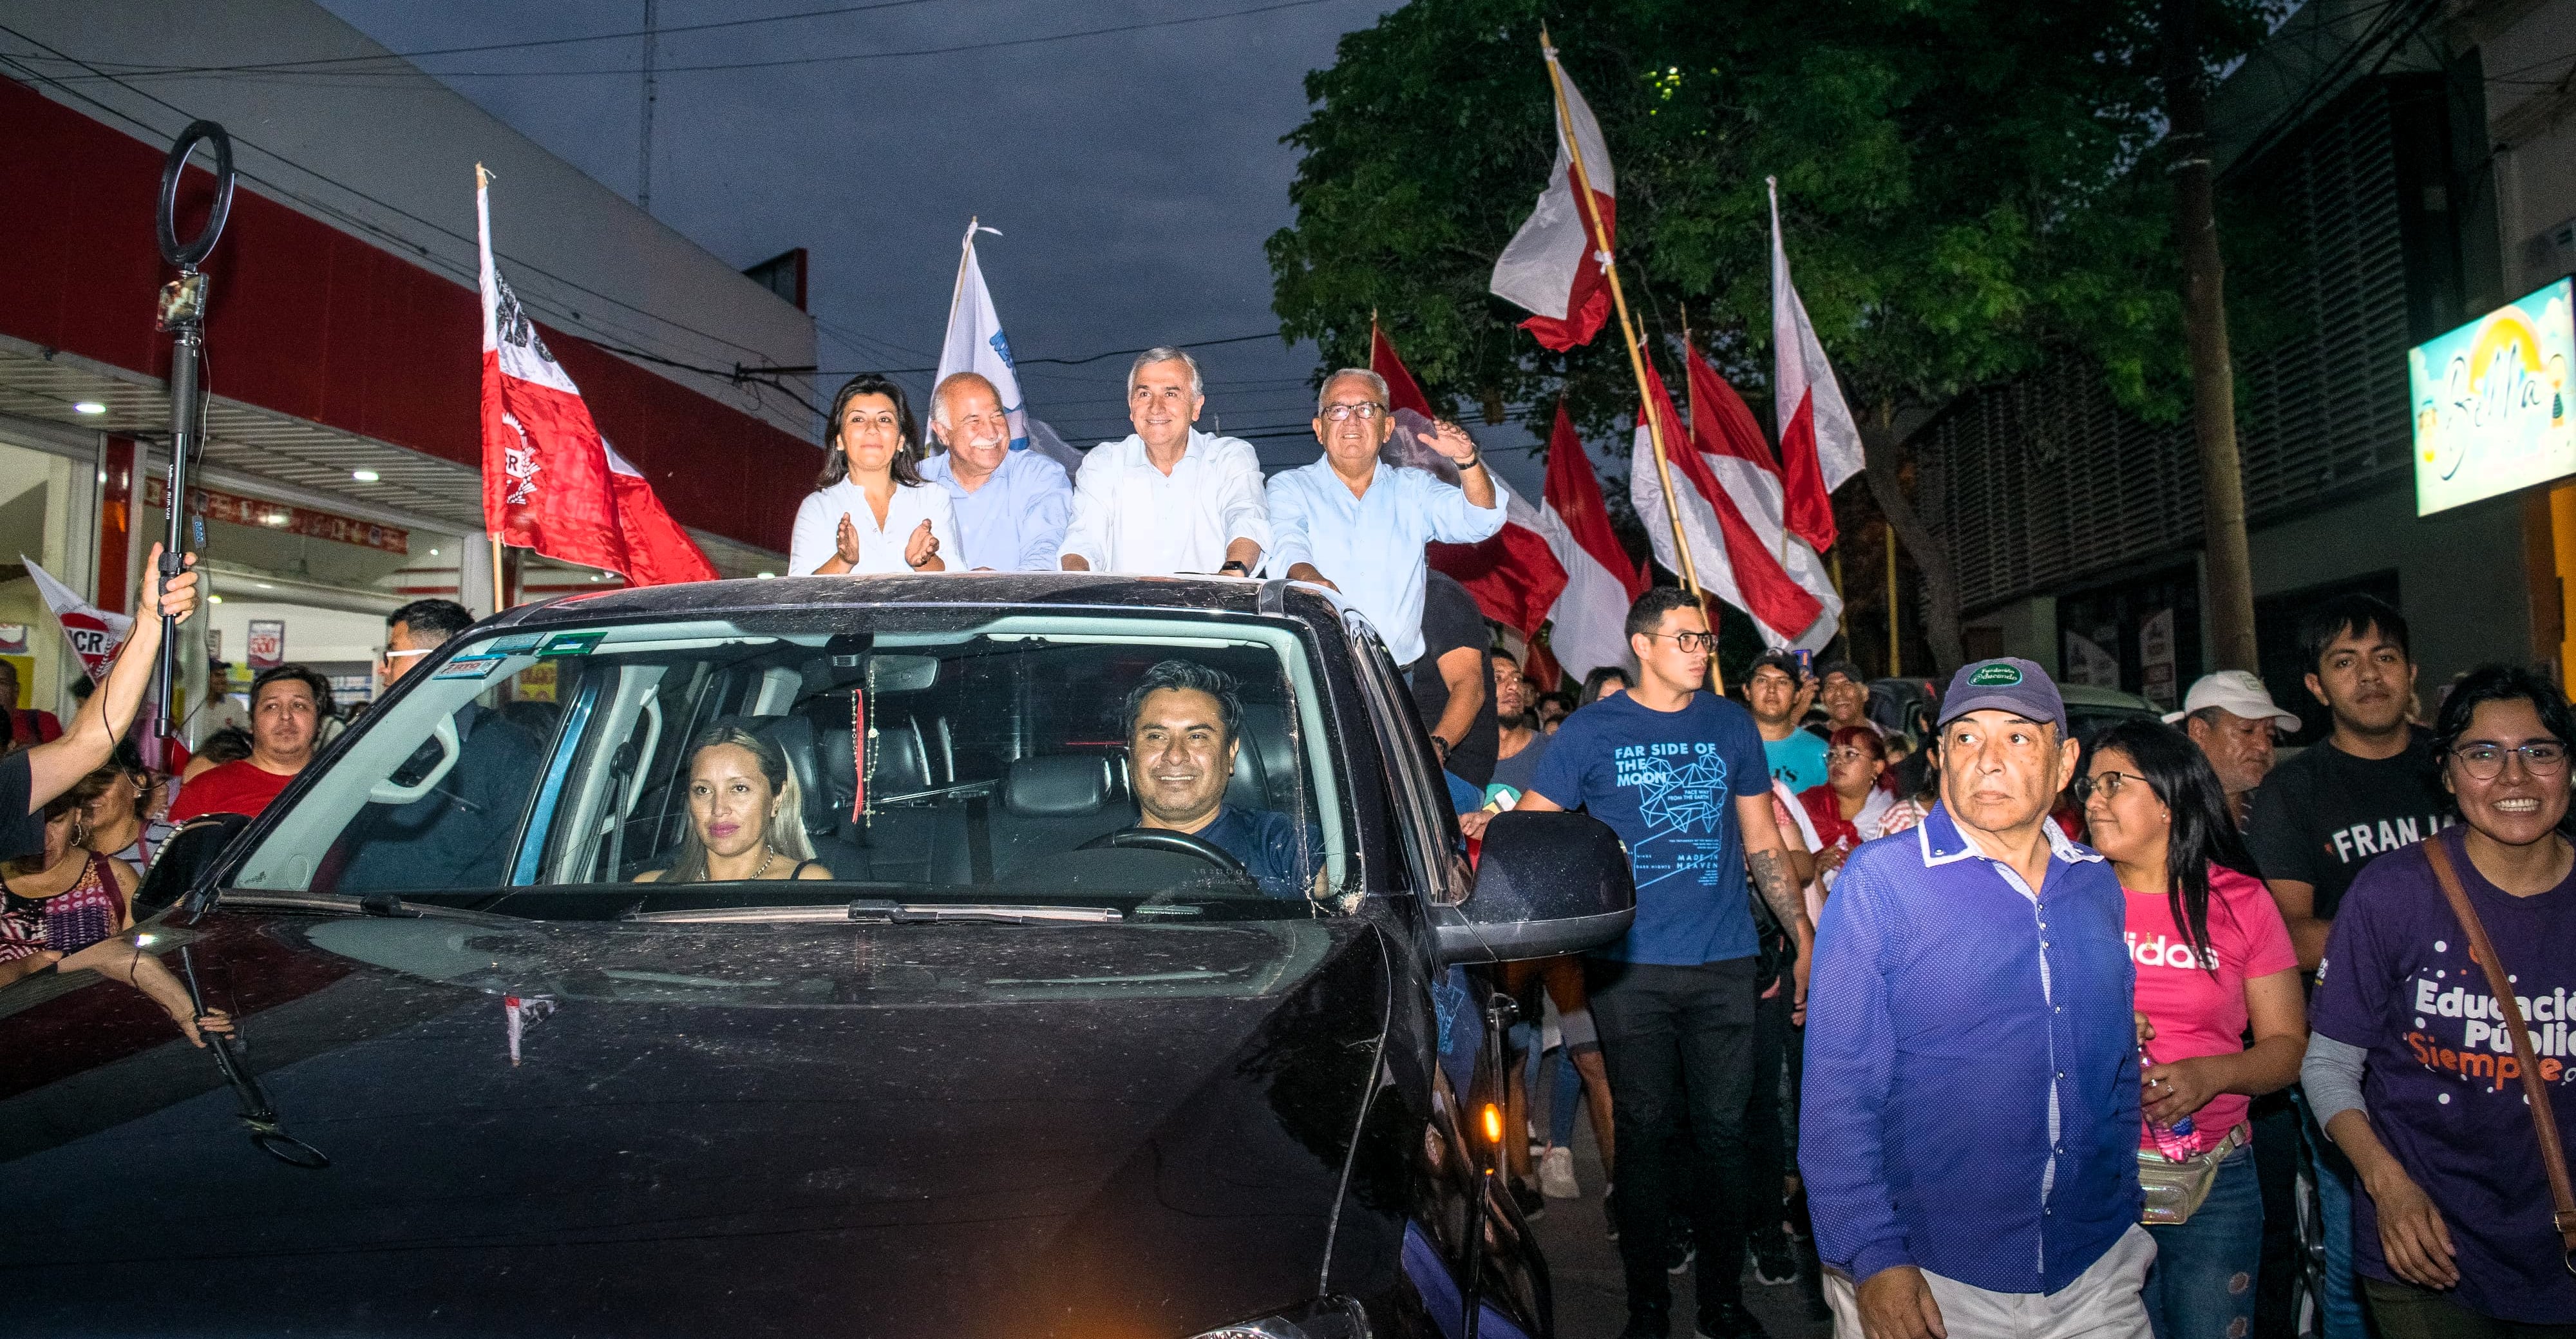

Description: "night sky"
315 0 1554 497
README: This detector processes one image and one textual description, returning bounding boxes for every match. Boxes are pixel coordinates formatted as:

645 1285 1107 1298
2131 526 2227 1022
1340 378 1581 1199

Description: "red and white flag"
478 170 716 587
1370 320 1436 419
1684 345 1844 650
22 556 130 681
1769 178 1864 552
1629 364 1832 650
1489 43 1616 352
1532 403 1646 683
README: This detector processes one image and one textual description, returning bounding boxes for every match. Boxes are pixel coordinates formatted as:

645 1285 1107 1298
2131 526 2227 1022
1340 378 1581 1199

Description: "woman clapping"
788 374 957 576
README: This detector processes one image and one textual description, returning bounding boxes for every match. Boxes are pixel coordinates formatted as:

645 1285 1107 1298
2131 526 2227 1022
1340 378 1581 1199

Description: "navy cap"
1936 657 2068 737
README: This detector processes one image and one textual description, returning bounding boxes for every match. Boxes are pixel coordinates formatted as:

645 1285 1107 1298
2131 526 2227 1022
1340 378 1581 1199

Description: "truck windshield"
228 611 1352 920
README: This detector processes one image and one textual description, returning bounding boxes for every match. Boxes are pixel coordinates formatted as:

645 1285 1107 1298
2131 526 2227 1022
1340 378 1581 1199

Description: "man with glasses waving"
1265 368 1508 672
1499 586 1812 1339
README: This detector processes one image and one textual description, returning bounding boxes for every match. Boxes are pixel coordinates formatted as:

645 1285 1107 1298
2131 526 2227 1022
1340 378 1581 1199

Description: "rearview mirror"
136 813 251 917
1433 811 1634 965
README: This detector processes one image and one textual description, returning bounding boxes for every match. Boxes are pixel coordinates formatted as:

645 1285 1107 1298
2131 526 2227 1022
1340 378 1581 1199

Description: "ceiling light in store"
256 583 274 591
208 595 223 605
350 469 379 482
428 548 439 556
71 401 106 415
756 571 775 579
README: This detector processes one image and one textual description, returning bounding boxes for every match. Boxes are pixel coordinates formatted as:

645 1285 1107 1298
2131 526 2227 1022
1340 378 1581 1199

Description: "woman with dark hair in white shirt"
790 373 959 576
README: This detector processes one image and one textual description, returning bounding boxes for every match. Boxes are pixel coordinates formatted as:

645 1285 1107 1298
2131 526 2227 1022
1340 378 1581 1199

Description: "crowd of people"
13 348 2575 1339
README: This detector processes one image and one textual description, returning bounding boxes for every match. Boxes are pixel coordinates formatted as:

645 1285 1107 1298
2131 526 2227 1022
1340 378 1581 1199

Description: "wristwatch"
1219 559 1251 577
1430 735 1452 760
1456 450 1483 470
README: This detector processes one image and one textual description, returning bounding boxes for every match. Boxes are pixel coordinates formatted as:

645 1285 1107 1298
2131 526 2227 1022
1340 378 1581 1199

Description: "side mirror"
1433 810 1634 965
136 813 251 917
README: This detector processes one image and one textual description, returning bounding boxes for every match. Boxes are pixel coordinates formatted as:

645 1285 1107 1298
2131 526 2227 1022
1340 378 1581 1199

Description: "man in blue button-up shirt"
1803 658 2152 1339
918 372 1072 572
1265 369 1508 666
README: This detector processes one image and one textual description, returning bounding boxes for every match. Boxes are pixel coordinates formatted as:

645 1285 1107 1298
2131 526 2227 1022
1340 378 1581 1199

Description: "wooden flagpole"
478 162 509 614
1540 32 1719 690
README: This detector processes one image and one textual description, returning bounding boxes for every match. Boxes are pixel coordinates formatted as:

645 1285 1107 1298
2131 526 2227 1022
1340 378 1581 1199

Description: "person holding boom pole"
4 548 201 862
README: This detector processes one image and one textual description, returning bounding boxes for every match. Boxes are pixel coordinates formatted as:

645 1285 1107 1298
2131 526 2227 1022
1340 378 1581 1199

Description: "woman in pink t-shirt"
2081 720 2307 1339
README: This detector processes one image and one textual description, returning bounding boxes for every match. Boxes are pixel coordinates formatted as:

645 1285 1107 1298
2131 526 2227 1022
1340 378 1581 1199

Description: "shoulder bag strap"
2424 834 2576 1275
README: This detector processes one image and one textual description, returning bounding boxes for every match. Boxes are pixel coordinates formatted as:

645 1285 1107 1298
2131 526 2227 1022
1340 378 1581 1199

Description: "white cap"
2162 669 2301 730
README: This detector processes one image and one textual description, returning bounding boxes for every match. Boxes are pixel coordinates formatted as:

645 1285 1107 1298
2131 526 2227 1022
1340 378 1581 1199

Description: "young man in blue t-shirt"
1513 586 1814 1339
1745 648 1828 793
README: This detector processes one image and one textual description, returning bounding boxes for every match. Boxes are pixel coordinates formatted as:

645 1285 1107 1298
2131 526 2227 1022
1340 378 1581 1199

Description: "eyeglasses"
1641 630 1716 653
1826 748 1877 763
2072 770 2149 802
1319 402 1388 423
375 647 432 664
2450 741 2570 781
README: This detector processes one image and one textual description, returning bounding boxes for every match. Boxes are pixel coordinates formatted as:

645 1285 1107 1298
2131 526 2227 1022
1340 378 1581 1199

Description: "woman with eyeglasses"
788 373 956 577
2081 719 2306 1339
1798 726 1895 884
2302 665 2576 1334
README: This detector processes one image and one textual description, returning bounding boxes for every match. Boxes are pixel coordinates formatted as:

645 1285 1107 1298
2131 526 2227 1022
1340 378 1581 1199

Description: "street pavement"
1529 1119 1834 1339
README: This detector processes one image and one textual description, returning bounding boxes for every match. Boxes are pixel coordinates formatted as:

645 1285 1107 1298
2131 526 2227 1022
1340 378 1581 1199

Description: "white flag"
936 220 1030 453
23 556 131 681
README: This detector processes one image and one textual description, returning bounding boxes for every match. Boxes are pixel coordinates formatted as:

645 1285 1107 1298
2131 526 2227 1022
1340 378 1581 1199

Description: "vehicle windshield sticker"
433 653 508 681
488 634 544 655
535 631 606 658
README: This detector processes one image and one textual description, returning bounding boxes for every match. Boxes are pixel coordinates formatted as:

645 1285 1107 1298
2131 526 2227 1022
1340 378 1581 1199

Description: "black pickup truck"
0 574 1631 1339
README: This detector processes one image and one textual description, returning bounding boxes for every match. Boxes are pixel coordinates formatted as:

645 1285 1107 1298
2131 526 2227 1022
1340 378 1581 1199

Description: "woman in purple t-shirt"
2304 665 2576 1334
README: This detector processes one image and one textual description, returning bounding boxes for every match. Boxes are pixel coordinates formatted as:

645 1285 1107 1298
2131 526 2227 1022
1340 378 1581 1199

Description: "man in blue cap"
1801 657 2150 1339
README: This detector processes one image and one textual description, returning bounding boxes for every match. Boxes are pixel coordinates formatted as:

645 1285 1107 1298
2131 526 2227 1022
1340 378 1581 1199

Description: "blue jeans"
2146 1144 2262 1339
2297 1090 2368 1339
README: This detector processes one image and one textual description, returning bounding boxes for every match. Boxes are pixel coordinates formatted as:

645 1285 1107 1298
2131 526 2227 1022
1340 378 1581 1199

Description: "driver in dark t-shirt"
1123 660 1323 900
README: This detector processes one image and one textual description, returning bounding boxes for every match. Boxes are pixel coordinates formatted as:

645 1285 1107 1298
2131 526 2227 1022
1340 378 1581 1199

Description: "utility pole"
637 0 659 214
2167 0 2259 671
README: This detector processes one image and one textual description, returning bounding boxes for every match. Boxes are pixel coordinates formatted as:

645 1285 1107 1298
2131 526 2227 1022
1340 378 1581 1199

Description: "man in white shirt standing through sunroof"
1265 368 1508 672
918 372 1072 571
1058 347 1269 576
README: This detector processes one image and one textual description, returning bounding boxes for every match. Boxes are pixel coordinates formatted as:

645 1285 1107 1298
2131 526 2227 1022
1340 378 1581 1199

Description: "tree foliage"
1268 0 2273 435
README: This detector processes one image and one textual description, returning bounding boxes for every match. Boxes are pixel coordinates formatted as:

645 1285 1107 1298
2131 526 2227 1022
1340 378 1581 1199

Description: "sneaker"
1540 1145 1580 1199
1665 1231 1696 1276
1694 1299 1772 1339
1510 1179 1547 1221
1603 1186 1620 1241
1750 1229 1799 1286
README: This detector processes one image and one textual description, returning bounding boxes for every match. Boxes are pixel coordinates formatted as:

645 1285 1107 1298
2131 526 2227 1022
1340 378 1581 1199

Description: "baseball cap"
1814 658 1866 685
1746 649 1806 683
1936 657 2068 736
2161 670 2302 730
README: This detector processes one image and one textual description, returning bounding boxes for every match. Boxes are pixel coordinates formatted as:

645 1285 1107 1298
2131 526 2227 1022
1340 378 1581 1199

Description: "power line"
70 0 1350 81
0 23 801 381
35 0 954 77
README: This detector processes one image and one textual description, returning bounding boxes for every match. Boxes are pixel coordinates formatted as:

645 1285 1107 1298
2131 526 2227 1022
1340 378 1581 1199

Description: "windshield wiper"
624 898 1123 926
218 891 523 926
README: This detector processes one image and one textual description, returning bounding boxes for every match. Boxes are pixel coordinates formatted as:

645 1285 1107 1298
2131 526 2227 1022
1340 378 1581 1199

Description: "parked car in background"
0 575 1634 1339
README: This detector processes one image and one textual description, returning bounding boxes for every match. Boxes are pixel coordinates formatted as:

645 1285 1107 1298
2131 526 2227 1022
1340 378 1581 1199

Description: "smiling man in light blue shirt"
1266 368 1508 666
917 372 1072 571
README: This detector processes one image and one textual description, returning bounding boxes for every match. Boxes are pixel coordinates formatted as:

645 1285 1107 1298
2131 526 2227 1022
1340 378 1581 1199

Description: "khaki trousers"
1823 1225 2157 1339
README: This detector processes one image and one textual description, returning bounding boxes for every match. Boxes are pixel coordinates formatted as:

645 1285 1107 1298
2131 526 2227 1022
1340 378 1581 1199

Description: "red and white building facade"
0 0 819 725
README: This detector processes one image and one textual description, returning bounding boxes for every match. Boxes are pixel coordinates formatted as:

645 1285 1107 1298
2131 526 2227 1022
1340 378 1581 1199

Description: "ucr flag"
22 556 130 681
1533 403 1647 684
1684 344 1844 651
1769 178 1864 552
478 168 716 587
1629 365 1830 651
1490 42 1616 352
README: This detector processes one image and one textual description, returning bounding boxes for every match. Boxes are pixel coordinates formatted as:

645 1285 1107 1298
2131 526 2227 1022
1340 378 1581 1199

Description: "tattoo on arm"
1746 848 1804 932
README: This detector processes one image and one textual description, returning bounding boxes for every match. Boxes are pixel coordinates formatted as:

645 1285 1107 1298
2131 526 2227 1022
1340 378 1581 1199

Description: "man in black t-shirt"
1410 570 1497 788
2244 594 2450 972
2242 593 2448 1339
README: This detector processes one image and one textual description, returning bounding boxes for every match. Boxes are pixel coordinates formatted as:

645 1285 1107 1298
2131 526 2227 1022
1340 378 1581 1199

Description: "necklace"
750 845 775 880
